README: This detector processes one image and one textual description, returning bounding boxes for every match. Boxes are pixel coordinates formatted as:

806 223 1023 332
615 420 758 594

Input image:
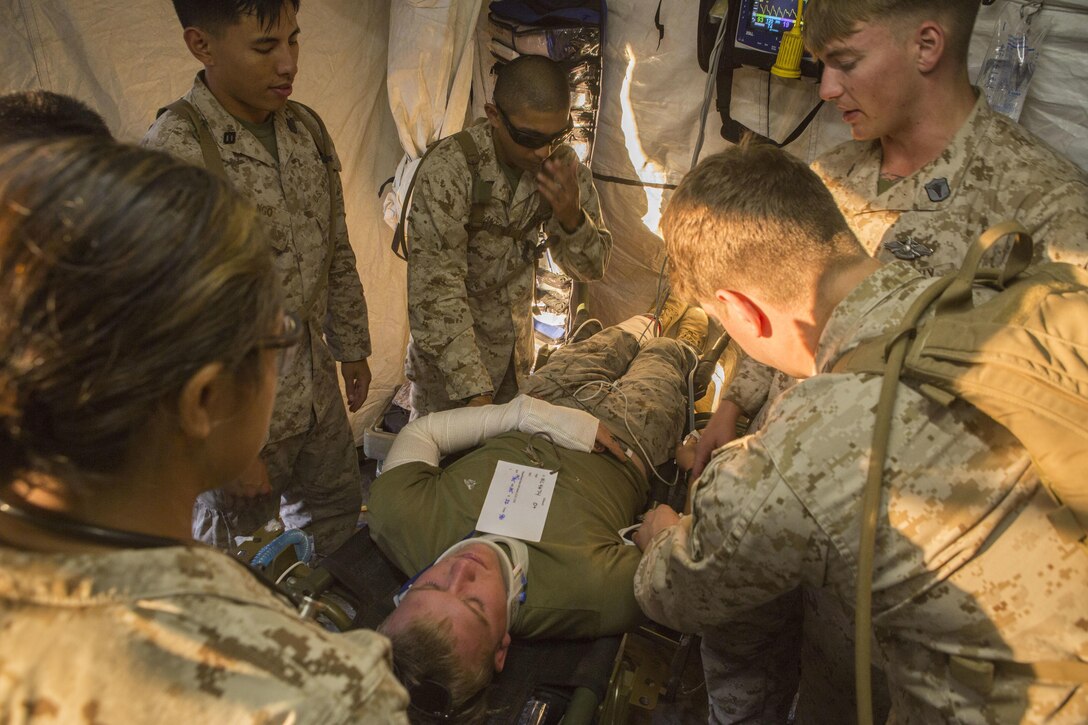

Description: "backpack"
832 221 1088 724
390 125 554 299
157 98 338 321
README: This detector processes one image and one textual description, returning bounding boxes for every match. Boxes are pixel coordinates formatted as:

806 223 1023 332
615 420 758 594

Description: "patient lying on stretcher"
367 308 707 719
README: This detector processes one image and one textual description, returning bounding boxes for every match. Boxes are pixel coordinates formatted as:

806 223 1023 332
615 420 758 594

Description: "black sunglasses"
495 103 573 150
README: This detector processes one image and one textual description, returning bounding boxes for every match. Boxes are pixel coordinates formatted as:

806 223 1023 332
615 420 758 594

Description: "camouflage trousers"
521 326 694 468
193 369 362 557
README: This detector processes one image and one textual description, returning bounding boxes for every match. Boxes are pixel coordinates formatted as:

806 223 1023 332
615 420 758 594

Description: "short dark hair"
0 91 112 143
493 55 571 115
172 0 300 33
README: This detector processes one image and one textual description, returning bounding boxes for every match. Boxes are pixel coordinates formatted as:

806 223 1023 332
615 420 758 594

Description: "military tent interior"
4 0 1085 438
4 0 1088 720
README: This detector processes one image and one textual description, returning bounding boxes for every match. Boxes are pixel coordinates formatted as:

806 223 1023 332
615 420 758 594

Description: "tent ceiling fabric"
2 0 1085 440
0 0 406 443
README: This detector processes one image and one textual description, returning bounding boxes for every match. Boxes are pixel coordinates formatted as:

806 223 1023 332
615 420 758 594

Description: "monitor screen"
736 0 809 56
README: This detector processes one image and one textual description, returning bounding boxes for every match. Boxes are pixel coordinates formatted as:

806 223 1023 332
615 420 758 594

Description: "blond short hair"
663 140 861 308
804 0 981 64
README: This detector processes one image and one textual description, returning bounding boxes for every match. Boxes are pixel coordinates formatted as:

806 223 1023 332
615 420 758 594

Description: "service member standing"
404 54 612 417
145 0 371 555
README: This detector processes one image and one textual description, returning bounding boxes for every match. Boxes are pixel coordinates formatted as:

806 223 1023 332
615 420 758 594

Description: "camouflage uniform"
404 122 612 416
713 97 1088 723
724 93 1088 422
637 262 1088 724
0 544 408 722
144 74 369 554
371 329 692 638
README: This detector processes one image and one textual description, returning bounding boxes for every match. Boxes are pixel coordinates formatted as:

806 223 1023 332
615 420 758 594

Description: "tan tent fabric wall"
0 0 406 443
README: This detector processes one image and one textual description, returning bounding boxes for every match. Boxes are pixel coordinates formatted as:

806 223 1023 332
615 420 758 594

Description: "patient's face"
387 543 511 671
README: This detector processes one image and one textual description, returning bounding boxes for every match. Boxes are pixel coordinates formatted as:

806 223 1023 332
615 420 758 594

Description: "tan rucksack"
831 221 1088 724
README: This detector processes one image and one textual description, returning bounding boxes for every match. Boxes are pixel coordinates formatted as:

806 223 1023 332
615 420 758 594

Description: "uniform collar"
814 262 930 373
473 123 541 213
856 91 992 213
187 71 296 170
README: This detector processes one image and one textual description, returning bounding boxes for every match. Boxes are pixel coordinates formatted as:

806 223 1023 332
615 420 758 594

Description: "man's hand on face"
537 146 583 233
633 503 681 551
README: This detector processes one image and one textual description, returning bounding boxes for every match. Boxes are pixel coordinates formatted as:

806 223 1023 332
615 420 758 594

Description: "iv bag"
977 2 1049 123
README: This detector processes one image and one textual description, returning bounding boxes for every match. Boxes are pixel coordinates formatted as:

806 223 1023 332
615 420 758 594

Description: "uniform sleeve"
544 161 612 282
321 136 372 362
406 150 493 401
141 111 205 167
634 435 824 634
1018 177 1088 269
720 351 775 417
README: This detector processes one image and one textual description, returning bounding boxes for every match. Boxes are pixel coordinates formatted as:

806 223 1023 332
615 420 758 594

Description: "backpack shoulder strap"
392 127 492 261
286 100 342 323
287 100 338 239
451 129 492 238
158 99 227 180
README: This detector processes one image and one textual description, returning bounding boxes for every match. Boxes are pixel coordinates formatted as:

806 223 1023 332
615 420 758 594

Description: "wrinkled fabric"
144 75 365 553
638 263 1088 724
0 544 408 723
723 94 1088 418
405 122 611 416
371 330 689 639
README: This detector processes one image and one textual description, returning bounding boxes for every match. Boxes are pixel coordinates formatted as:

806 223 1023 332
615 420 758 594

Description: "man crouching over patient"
367 307 708 722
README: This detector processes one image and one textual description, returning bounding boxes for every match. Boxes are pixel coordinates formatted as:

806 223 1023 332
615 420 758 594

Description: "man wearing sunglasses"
404 54 612 418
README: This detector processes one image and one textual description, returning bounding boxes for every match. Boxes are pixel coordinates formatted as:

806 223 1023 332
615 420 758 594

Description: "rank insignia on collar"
925 177 950 202
287 117 298 133
223 130 236 144
884 236 934 260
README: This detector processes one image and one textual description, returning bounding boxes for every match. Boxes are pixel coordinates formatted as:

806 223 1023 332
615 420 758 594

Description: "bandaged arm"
384 394 599 470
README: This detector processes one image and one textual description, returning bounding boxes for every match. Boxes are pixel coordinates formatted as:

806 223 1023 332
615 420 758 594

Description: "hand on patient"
465 392 494 407
691 400 744 477
633 503 681 551
593 423 626 461
537 145 583 233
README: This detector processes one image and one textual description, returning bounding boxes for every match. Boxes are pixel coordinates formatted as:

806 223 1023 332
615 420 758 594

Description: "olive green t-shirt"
368 431 649 639
235 114 279 164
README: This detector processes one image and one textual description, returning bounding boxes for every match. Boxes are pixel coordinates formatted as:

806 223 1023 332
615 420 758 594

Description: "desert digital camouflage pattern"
0 545 408 723
637 263 1088 723
723 94 1088 421
522 328 692 469
404 122 611 416
144 74 367 553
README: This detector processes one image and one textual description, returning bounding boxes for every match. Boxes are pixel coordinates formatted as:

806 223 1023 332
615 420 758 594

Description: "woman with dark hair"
0 138 407 722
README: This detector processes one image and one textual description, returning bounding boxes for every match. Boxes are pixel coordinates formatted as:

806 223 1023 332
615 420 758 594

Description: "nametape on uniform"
476 461 557 542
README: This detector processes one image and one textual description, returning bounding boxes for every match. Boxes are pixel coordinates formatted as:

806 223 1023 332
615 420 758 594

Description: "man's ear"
177 361 226 440
914 20 945 74
716 289 772 338
493 632 512 672
483 103 501 130
183 26 215 66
